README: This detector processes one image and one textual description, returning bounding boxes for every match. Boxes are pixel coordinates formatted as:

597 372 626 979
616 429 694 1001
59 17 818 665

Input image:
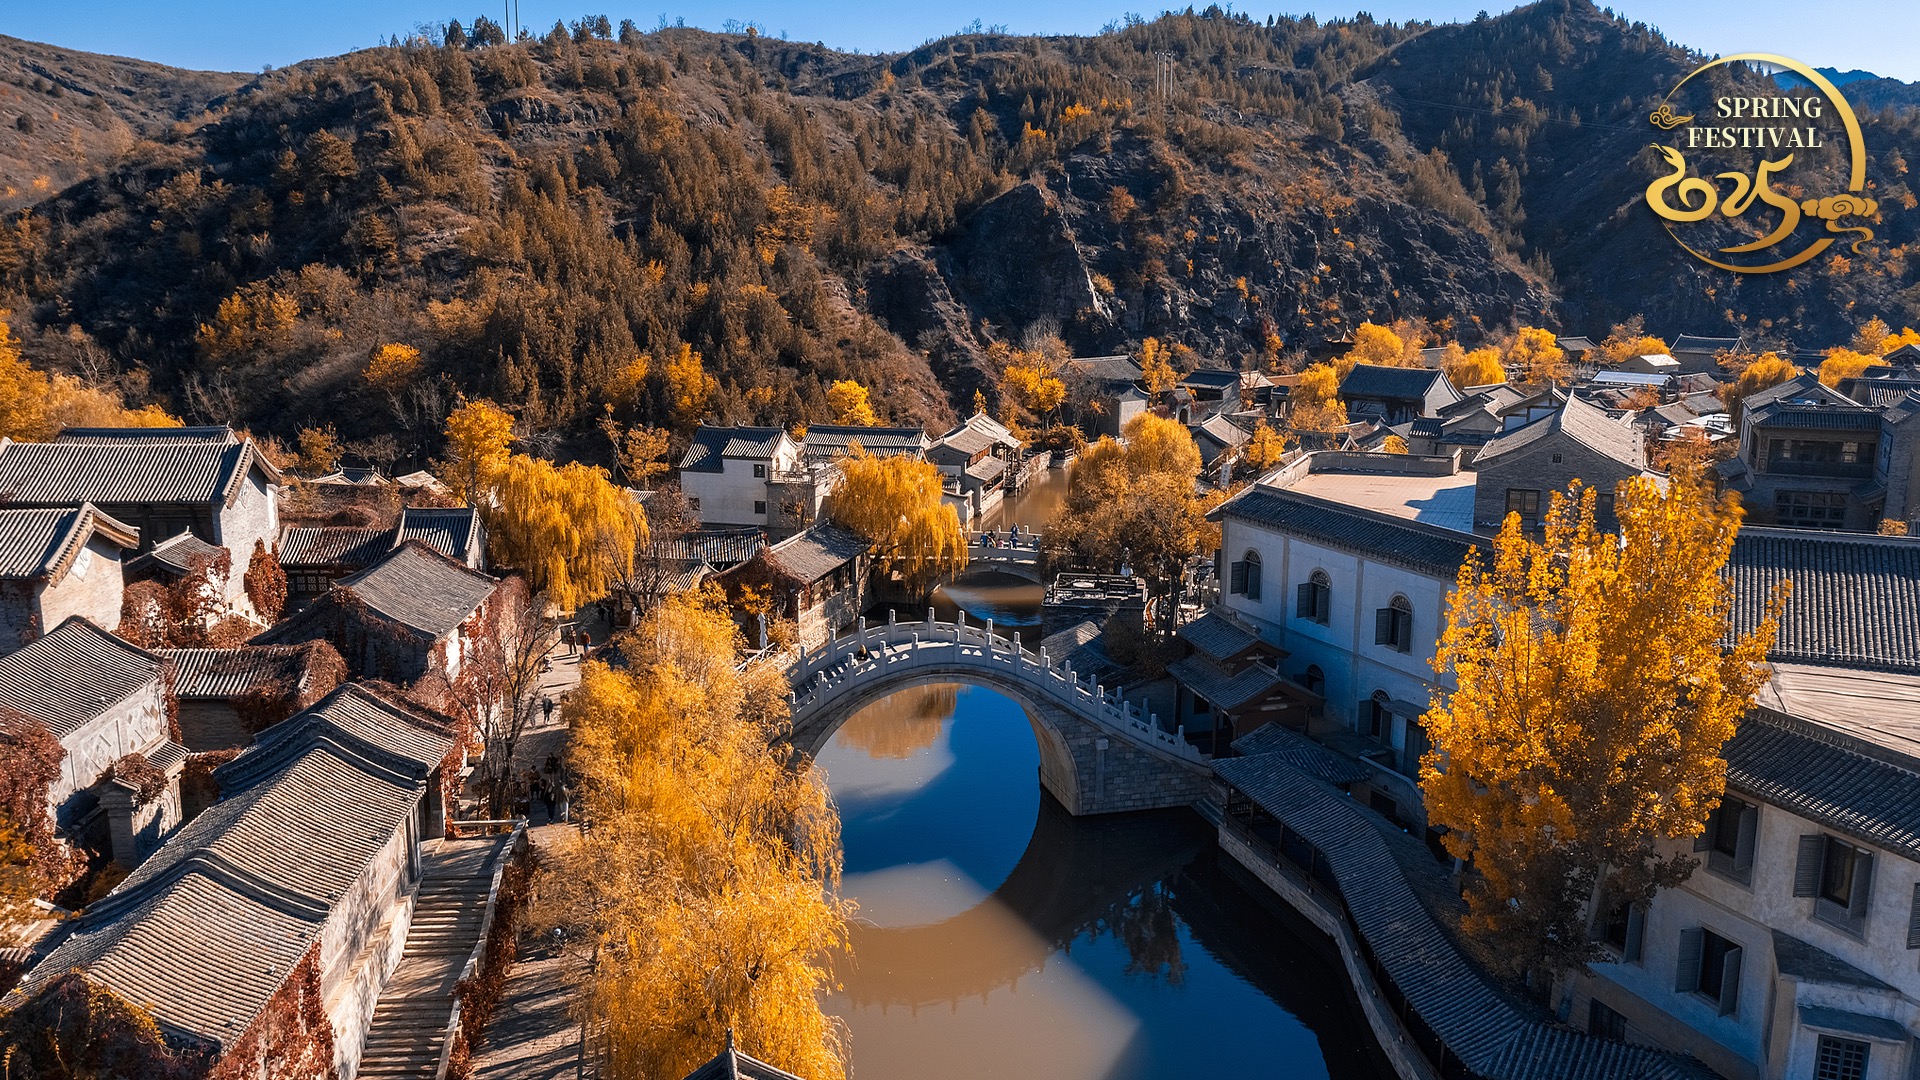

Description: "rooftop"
1671 334 1741 353
0 617 162 738
0 504 139 581
10 684 453 1049
1726 527 1920 674
1281 468 1477 534
678 426 790 473
263 542 499 641
0 438 277 507
276 525 390 568
53 426 238 445
762 523 870 584
1213 484 1489 578
1338 363 1456 402
158 645 332 700
1473 394 1647 471
802 426 929 460
1068 355 1145 384
1726 709 1920 862
396 506 483 563
129 530 227 577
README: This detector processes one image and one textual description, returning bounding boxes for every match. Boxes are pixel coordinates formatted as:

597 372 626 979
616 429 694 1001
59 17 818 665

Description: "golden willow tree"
1419 473 1781 982
823 450 967 589
542 587 849 1080
486 455 647 610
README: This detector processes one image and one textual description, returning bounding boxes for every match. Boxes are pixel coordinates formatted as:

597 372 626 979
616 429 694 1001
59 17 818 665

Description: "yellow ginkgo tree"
1419 472 1781 982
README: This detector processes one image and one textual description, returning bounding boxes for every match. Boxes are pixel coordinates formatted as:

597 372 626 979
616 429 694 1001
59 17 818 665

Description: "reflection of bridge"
787 612 1212 816
839 796 1209 1007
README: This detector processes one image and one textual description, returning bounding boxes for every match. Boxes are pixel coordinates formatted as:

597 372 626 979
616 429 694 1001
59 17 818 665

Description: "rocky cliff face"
1 6 1915 452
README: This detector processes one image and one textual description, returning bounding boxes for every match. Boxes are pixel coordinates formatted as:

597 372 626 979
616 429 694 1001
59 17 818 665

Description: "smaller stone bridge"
785 611 1213 816
959 530 1045 584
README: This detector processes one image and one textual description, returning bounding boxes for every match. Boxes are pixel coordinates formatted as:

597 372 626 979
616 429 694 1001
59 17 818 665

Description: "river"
815 681 1394 1080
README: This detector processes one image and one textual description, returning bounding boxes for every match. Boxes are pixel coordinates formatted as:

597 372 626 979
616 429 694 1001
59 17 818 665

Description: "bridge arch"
790 667 1084 816
785 616 1214 816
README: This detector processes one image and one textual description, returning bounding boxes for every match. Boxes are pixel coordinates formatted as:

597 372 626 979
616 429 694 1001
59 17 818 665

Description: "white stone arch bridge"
785 610 1212 816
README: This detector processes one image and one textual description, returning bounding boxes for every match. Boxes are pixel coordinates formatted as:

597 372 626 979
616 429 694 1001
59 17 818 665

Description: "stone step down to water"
355 836 514 1080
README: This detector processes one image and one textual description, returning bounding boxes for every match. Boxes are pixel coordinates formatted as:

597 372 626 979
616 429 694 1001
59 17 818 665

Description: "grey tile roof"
680 1036 805 1080
1192 413 1252 450
936 427 996 458
328 542 499 638
1068 355 1144 384
397 507 482 563
1166 655 1289 711
1671 334 1741 354
53 426 238 444
275 525 389 568
1474 394 1647 471
1213 754 1710 1080
1725 711 1920 861
0 617 162 738
11 684 452 1049
1556 336 1597 352
1227 723 1374 786
1177 611 1261 661
157 646 324 700
678 427 788 473
1740 374 1854 412
951 412 1021 449
0 439 270 507
311 466 389 486
763 523 869 584
129 530 227 577
963 455 1006 482
0 504 138 580
1846 379 1920 408
1338 363 1453 401
1769 929 1893 992
802 426 928 460
1726 528 1920 673
1180 368 1243 391
1212 486 1489 578
657 527 765 569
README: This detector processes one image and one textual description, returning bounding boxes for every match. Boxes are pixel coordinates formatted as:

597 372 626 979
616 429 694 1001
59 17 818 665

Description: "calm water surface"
815 682 1393 1080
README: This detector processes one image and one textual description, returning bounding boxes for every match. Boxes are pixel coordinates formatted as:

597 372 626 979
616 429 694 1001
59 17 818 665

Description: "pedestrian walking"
539 778 558 821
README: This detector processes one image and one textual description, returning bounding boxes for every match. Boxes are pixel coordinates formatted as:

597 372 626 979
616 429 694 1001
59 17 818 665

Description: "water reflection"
929 572 1043 638
817 682 1393 1080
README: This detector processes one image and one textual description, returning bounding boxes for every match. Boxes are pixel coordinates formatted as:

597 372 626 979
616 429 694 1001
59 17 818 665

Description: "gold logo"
1643 53 1879 274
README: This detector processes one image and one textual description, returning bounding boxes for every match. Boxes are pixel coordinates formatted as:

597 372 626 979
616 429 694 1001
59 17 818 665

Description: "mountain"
0 35 246 213
0 2 1915 468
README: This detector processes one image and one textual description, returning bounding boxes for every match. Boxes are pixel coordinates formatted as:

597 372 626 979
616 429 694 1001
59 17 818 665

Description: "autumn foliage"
0 316 179 441
541 587 848 1080
1420 473 1780 981
823 450 967 588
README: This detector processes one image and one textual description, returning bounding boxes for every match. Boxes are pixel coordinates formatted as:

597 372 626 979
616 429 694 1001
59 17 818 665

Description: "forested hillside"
0 0 1914 468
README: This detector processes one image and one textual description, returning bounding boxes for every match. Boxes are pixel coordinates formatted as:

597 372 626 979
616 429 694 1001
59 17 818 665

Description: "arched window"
1375 594 1414 653
1363 689 1391 739
1228 549 1263 601
1296 569 1331 624
1300 664 1325 694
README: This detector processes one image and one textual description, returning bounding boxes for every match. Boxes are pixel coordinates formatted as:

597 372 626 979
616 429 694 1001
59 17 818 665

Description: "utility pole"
1154 51 1177 116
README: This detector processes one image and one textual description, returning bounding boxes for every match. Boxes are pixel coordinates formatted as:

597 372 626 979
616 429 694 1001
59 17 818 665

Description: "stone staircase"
355 837 513 1080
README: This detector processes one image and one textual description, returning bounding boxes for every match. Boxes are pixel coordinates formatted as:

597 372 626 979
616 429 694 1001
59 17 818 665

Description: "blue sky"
4 0 1918 81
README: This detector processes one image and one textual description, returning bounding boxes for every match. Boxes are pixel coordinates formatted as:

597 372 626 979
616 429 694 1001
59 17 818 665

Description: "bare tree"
615 486 695 619
449 576 556 819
